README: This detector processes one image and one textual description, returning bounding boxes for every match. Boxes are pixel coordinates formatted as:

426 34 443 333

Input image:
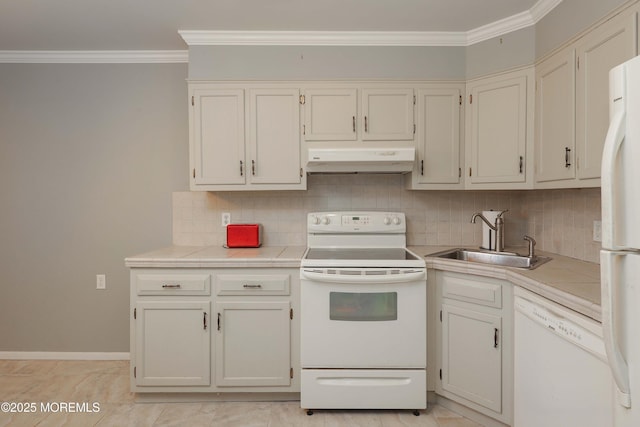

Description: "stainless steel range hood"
306 147 415 174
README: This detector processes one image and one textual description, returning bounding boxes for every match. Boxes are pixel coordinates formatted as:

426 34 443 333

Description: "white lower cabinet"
135 300 211 387
215 300 291 387
130 268 299 394
435 270 513 425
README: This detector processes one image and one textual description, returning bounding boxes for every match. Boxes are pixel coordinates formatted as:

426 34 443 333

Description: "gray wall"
466 27 536 79
0 63 189 352
188 45 467 80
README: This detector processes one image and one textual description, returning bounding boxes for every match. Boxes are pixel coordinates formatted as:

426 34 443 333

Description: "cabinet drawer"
216 274 290 296
441 272 502 308
136 273 211 296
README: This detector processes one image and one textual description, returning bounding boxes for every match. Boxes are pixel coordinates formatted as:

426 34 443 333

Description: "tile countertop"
124 245 306 268
125 244 601 321
413 245 602 322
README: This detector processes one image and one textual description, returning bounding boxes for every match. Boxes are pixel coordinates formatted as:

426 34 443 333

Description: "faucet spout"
471 213 496 230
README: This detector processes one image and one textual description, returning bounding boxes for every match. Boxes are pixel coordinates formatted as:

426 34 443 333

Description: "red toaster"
226 224 262 248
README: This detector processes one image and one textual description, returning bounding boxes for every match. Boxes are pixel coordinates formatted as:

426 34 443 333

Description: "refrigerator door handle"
601 250 631 408
601 109 626 250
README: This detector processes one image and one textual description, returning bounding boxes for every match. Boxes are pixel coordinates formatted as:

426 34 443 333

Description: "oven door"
300 268 426 369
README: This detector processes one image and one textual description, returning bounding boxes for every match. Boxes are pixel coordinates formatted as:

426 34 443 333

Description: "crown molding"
180 0 562 48
530 0 563 23
466 10 534 45
0 50 188 63
178 30 468 47
0 0 563 62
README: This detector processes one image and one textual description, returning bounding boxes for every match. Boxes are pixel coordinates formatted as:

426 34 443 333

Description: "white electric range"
300 211 427 415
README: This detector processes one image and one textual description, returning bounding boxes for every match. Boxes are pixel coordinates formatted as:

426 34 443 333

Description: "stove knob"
310 215 320 225
383 217 391 225
321 216 331 225
393 217 401 225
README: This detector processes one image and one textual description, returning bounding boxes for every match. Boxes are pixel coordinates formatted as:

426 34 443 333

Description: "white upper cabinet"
407 87 463 189
191 88 246 186
302 88 357 141
302 85 415 145
361 88 415 141
535 50 576 184
575 12 637 182
534 9 637 189
248 88 302 186
466 67 534 189
189 83 305 191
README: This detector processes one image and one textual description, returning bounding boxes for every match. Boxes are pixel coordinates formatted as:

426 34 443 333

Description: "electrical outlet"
593 220 602 242
221 212 231 226
96 274 106 290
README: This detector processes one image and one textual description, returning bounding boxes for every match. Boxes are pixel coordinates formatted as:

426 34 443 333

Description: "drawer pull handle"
243 284 262 289
162 284 181 289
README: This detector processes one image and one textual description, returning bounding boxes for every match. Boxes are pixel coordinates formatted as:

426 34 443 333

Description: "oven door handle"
301 269 426 284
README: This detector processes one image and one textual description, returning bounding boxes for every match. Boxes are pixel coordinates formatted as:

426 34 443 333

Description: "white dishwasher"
513 287 613 427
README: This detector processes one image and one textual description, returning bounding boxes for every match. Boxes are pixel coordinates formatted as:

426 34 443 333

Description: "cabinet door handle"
252 160 256 176
240 160 243 176
519 156 524 174
203 312 207 330
420 160 424 176
565 147 572 168
217 313 221 331
364 116 368 132
494 328 499 348
162 284 181 289
352 116 356 132
243 284 262 289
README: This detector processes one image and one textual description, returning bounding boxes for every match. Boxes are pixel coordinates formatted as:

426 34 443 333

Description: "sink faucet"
471 210 508 252
523 235 537 260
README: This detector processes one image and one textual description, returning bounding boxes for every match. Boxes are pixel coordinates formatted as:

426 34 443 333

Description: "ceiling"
0 0 548 51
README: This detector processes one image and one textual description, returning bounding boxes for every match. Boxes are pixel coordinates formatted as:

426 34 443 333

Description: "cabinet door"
415 88 461 184
248 89 302 185
191 88 245 186
576 13 637 180
303 88 357 141
362 88 414 140
441 303 502 413
468 74 528 184
135 301 210 386
215 300 291 387
536 50 576 183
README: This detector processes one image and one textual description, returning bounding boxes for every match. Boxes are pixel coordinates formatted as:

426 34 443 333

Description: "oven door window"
329 292 398 321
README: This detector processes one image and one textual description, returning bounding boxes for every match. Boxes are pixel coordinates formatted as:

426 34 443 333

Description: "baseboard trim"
0 352 130 360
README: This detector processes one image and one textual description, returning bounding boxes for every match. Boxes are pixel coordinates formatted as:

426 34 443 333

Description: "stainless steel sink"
427 248 551 270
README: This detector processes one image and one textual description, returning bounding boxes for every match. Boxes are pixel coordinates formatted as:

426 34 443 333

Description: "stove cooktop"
304 247 419 261
301 247 425 269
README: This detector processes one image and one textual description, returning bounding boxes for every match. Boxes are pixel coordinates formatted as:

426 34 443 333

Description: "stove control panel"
307 212 405 233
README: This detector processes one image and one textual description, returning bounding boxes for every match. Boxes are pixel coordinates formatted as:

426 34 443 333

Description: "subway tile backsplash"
173 175 601 263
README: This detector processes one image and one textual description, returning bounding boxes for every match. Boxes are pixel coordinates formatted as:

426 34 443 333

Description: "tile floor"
0 360 482 426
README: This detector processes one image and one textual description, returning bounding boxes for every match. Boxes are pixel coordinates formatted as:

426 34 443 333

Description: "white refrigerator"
601 54 640 427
